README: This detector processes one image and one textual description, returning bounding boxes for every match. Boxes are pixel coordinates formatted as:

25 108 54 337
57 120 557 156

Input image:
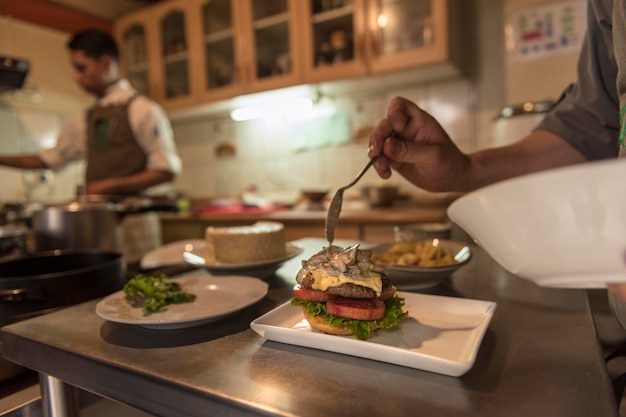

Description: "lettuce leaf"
291 296 409 340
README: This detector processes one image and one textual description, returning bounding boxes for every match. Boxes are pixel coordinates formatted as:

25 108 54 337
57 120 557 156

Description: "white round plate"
95 275 268 329
372 240 472 289
183 243 304 279
140 239 205 269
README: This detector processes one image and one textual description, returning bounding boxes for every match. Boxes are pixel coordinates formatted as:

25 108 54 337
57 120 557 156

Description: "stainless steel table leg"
39 374 79 417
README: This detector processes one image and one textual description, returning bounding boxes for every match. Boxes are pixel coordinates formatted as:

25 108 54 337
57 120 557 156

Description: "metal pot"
361 185 399 207
31 198 177 253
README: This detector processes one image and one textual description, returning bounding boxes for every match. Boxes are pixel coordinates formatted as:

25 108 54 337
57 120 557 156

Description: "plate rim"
140 238 206 269
184 242 304 270
95 275 269 329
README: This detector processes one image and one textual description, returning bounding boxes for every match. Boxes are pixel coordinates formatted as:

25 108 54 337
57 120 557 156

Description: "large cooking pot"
31 197 177 253
0 249 125 318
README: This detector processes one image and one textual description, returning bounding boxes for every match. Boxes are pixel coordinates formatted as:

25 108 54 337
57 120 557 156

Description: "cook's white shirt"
39 79 182 175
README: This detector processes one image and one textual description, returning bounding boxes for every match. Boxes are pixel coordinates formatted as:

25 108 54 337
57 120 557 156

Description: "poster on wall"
506 0 586 61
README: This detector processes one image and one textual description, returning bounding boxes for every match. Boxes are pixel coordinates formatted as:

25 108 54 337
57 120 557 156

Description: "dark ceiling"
46 0 164 21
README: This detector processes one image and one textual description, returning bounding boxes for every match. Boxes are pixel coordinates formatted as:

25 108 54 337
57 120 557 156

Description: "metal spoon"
325 154 382 246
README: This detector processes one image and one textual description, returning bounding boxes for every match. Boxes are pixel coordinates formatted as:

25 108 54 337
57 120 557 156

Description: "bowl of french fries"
371 239 472 289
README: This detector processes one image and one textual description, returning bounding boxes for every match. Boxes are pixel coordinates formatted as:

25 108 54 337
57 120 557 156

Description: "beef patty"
300 271 396 300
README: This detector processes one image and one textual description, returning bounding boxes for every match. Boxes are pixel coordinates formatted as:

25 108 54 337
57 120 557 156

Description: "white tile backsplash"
0 106 79 203
170 78 479 199
0 109 20 153
15 110 63 152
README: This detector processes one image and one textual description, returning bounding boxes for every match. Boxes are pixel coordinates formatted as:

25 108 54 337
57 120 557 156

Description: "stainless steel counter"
0 238 618 417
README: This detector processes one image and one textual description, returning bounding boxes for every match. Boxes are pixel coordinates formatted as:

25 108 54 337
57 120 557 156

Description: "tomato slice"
293 284 329 302
326 297 385 321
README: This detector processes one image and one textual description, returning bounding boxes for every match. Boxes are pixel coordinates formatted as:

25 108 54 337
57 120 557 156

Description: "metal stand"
39 375 78 417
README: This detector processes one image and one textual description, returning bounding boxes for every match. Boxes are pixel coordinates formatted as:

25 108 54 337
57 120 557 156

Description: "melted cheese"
310 269 382 296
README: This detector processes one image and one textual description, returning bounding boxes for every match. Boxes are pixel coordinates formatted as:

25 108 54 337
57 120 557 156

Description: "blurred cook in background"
367 0 626 296
0 28 182 265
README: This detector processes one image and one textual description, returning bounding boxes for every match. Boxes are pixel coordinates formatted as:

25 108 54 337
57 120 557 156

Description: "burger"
291 244 408 340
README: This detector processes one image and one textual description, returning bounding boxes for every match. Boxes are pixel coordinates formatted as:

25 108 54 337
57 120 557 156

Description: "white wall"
502 0 583 103
0 17 89 203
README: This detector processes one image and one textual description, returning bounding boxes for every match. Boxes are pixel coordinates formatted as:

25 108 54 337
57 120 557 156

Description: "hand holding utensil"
325 154 381 245
325 131 398 245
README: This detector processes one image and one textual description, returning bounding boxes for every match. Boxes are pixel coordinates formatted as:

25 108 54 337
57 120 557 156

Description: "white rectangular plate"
250 292 496 377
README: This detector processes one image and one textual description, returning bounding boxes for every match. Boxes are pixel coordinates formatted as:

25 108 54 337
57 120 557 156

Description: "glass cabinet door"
201 0 237 91
367 0 447 73
250 0 290 80
244 0 301 91
121 24 150 95
311 0 355 67
160 10 190 99
375 0 433 54
303 0 367 82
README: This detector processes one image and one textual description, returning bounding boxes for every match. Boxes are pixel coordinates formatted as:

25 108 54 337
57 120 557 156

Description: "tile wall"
170 78 478 201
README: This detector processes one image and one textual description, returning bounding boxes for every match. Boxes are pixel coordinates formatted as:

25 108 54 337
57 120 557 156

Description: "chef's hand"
86 171 174 195
86 178 120 195
368 96 471 192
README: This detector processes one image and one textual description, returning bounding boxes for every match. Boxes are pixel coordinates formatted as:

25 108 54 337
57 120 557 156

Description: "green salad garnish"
123 274 196 315
291 296 409 340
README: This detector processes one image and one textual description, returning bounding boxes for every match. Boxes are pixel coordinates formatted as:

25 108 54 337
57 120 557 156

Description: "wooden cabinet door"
238 0 304 94
151 0 199 110
300 0 368 83
114 12 157 99
193 0 248 102
365 0 449 74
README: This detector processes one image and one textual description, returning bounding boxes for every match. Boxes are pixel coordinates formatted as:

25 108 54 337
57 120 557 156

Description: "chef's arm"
86 170 175 195
0 155 49 170
460 129 587 191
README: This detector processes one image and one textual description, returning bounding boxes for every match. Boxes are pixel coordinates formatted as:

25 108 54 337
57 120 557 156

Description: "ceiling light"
230 97 313 121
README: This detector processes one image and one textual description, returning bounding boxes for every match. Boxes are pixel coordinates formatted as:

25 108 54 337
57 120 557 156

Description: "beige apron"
86 98 161 264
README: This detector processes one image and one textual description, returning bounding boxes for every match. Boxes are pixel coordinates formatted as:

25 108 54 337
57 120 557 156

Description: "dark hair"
67 29 119 62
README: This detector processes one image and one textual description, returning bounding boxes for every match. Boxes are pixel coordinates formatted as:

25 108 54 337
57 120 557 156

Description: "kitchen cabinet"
115 0 463 111
151 1 199 109
115 1 200 111
238 0 303 94
115 14 154 97
192 0 303 102
300 0 457 83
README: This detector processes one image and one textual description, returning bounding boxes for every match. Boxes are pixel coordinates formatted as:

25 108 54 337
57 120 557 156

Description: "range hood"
0 56 30 93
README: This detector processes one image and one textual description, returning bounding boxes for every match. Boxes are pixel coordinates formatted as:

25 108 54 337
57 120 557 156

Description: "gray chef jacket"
536 0 622 159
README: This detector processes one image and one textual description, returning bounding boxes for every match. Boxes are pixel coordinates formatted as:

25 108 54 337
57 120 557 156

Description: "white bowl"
447 159 626 288
371 239 472 290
